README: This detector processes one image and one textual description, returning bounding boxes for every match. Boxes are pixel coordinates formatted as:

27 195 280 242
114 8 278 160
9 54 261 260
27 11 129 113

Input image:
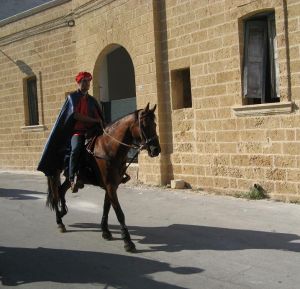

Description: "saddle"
79 123 107 187
62 125 103 187
77 141 131 189
63 129 131 191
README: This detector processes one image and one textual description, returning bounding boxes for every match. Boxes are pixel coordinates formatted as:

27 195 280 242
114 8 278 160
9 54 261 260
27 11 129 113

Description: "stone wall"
0 0 163 184
1 0 300 201
161 0 300 201
0 0 76 170
72 0 162 184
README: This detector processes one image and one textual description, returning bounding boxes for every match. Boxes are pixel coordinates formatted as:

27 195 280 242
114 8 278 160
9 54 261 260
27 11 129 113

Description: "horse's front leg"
106 184 136 252
54 204 66 233
100 191 113 240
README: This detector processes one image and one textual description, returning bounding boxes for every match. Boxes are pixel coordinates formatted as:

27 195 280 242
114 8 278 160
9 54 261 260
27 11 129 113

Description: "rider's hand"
97 118 104 128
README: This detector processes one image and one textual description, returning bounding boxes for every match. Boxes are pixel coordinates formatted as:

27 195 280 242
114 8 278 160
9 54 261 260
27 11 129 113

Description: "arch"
93 44 137 123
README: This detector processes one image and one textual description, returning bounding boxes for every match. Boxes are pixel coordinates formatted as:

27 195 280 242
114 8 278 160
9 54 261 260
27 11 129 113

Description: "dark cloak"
37 90 103 176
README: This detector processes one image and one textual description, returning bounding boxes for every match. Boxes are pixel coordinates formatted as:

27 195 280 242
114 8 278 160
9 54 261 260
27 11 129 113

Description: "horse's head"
132 103 161 157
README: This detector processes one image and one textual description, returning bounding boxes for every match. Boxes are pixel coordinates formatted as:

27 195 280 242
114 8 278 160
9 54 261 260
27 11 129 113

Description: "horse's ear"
151 104 157 113
144 103 150 112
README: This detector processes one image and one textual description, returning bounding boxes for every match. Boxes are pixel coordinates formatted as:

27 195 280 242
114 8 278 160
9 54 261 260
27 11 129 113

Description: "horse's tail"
46 172 61 210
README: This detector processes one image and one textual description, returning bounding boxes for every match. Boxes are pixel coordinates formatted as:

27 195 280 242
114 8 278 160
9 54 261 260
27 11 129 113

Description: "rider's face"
78 79 90 93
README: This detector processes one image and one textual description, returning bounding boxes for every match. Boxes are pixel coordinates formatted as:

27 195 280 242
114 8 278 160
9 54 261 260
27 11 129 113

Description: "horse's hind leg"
100 192 112 240
58 178 71 218
47 173 67 233
56 178 71 232
106 185 136 252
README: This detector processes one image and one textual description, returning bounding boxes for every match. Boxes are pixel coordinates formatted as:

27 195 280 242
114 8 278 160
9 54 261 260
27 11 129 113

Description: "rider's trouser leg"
69 134 85 182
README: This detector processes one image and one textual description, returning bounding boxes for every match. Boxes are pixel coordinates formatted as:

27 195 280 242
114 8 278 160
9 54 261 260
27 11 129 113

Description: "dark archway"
93 44 137 160
93 44 136 124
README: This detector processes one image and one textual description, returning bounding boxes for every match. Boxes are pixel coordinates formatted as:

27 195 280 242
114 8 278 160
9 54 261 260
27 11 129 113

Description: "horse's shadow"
0 188 45 201
69 222 300 253
0 246 202 288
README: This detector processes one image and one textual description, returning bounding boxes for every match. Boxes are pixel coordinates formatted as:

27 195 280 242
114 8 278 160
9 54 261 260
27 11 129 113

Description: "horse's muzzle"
148 145 161 157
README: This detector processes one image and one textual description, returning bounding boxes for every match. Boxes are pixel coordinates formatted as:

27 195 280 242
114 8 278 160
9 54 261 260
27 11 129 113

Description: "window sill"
232 102 293 117
20 124 46 132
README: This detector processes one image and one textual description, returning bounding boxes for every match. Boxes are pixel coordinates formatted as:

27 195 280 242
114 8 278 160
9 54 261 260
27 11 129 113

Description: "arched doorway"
93 44 137 160
94 44 136 124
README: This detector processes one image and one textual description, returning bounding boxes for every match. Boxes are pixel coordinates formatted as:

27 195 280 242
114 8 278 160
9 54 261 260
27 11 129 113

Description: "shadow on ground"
0 188 45 200
70 223 300 253
0 246 202 288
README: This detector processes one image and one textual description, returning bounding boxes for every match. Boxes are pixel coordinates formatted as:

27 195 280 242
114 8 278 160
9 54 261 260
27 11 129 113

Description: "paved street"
0 171 300 289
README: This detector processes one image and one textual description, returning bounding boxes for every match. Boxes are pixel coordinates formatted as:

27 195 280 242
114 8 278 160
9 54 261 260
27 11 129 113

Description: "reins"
86 129 143 177
86 110 157 174
102 128 141 150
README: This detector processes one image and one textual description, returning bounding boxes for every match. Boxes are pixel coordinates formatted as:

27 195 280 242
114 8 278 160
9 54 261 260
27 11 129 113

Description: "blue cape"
37 90 103 176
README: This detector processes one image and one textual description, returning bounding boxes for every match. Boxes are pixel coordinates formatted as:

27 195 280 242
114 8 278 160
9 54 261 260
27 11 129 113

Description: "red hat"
75 71 92 83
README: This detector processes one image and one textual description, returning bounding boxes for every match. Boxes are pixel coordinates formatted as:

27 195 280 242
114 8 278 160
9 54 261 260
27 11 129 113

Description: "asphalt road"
1 171 300 289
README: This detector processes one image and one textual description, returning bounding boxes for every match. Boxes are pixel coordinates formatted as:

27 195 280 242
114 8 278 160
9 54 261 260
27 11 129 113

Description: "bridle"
138 110 158 148
87 110 159 174
102 110 158 150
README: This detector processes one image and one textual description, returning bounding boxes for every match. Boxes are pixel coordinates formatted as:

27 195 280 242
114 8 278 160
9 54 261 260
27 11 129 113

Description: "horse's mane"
105 108 156 132
105 110 140 131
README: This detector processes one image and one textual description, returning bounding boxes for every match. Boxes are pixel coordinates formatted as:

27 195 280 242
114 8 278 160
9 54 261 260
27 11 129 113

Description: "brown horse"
46 103 161 252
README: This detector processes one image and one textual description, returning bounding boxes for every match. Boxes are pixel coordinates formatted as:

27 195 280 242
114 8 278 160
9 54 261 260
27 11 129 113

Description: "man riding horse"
37 71 161 252
38 71 105 192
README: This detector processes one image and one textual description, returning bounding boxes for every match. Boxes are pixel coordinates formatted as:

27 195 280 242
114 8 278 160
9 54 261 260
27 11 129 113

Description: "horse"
46 103 161 252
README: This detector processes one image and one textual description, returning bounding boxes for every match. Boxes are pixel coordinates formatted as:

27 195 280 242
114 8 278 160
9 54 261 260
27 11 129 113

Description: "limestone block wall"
0 0 163 185
161 0 300 201
0 1 77 170
71 0 163 184
1 0 300 201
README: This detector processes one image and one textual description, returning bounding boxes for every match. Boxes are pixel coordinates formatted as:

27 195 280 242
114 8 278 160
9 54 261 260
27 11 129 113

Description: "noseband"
101 110 157 150
89 110 159 173
138 111 158 149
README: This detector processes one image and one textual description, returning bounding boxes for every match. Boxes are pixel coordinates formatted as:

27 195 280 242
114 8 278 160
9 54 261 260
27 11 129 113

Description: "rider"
69 72 104 192
37 72 105 192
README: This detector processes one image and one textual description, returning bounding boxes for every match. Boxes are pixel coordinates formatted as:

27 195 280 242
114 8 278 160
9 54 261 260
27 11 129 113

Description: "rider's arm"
74 112 102 126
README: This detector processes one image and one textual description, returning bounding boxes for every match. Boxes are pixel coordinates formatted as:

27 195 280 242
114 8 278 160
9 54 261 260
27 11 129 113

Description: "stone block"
170 179 186 189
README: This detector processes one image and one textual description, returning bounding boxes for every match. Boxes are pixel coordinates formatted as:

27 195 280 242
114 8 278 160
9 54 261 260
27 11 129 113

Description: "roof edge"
0 0 71 27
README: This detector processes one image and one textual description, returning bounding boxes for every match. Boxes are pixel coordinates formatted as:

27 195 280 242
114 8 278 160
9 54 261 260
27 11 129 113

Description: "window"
243 12 279 104
24 76 39 126
171 68 192 109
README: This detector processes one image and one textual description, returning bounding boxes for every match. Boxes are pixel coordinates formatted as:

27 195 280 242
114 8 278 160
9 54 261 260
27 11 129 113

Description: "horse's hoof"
124 241 136 253
102 231 113 240
121 174 131 184
77 182 84 189
58 224 67 233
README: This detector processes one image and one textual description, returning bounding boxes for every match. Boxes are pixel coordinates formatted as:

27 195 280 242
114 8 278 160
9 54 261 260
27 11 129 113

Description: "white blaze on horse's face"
140 103 161 157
